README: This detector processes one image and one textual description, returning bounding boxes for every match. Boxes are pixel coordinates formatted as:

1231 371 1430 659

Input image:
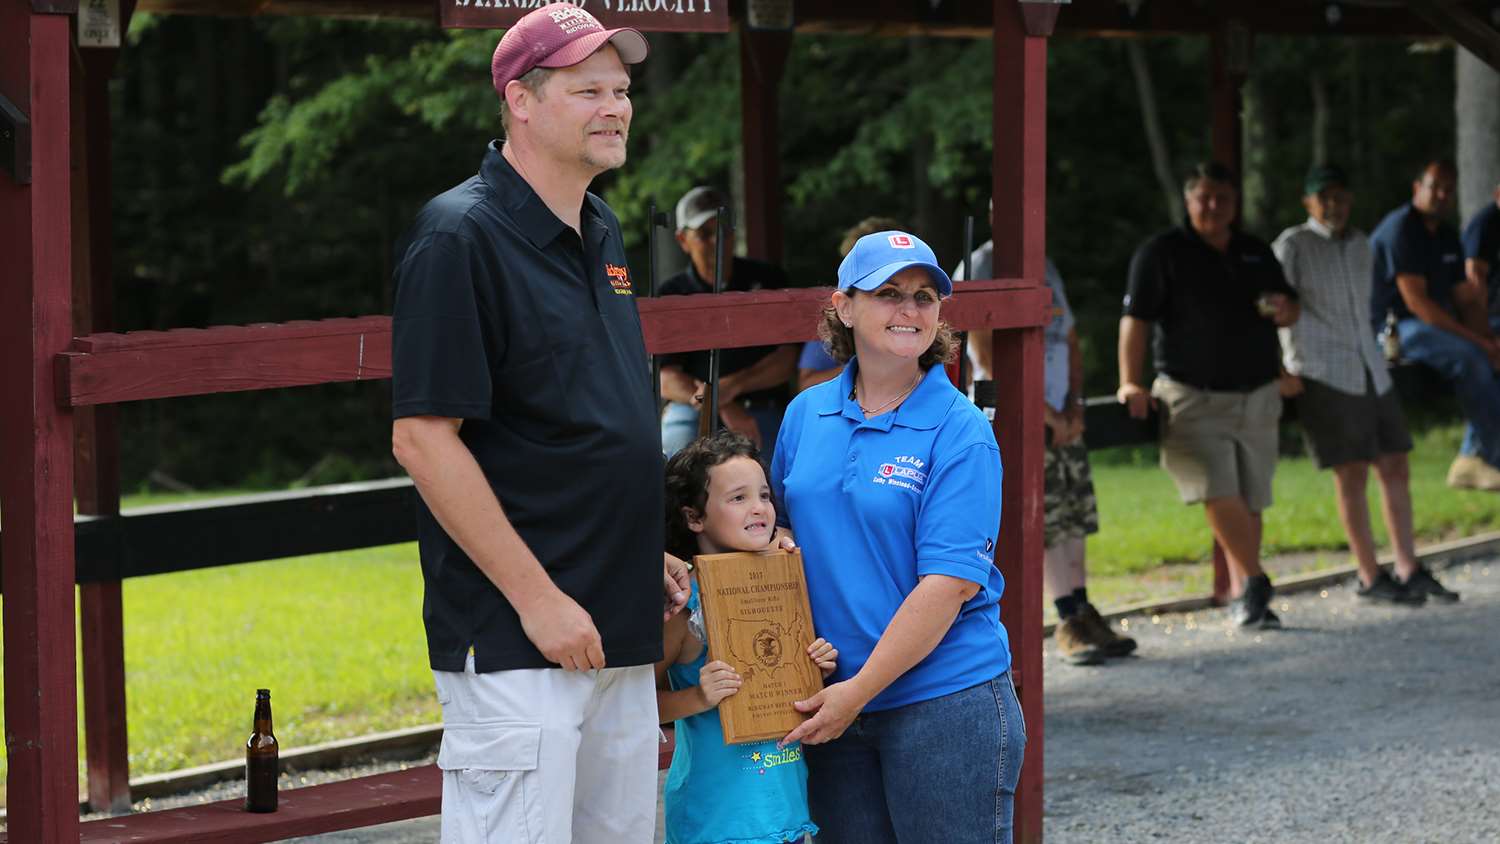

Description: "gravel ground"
1044 558 1500 843
73 559 1499 842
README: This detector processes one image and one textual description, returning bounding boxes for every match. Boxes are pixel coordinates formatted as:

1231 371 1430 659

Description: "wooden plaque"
693 550 823 744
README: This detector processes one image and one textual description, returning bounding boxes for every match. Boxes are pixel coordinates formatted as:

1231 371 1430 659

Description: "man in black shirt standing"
389 6 687 841
1118 163 1300 629
658 186 798 457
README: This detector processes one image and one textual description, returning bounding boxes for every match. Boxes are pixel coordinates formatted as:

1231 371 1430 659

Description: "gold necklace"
855 371 922 416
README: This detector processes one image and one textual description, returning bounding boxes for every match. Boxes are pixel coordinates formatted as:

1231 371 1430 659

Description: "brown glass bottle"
245 688 278 812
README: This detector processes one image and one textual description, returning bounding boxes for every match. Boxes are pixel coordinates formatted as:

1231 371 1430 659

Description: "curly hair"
817 294 959 370
664 430 766 562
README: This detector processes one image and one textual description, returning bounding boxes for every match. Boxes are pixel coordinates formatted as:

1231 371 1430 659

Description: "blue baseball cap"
837 231 953 297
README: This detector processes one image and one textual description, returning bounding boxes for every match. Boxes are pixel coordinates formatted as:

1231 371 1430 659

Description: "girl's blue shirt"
663 582 818 844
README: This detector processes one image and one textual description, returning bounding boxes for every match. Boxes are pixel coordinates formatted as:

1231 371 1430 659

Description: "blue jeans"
1397 318 1500 466
660 400 784 461
805 673 1026 844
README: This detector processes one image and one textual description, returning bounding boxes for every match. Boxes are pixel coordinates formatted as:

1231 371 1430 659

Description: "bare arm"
655 611 716 724
798 366 842 392
1396 273 1496 350
780 574 979 746
1057 327 1085 444
392 416 604 670
719 345 799 401
660 364 702 406
967 329 995 380
1116 316 1156 419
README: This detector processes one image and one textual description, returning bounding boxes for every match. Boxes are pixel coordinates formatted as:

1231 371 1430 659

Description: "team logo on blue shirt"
874 455 928 492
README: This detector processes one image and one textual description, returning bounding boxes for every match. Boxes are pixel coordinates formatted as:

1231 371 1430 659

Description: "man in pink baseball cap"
391 4 682 842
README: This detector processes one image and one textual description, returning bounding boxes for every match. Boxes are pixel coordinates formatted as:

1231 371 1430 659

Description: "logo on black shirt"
606 264 633 295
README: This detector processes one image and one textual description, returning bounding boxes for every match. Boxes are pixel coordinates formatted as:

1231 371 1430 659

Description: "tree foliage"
106 17 1467 489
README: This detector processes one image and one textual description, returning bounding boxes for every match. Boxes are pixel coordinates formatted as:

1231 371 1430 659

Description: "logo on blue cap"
837 231 953 297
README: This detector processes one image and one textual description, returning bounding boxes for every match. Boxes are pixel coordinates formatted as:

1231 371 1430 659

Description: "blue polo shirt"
769 361 1009 712
1369 202 1467 330
1461 202 1500 317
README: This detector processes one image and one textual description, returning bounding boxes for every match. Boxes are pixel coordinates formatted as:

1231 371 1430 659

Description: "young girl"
658 431 838 844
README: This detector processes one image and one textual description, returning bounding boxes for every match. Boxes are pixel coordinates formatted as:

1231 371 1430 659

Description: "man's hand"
518 588 605 671
1260 293 1299 327
780 678 869 747
716 401 763 448
1278 373 1304 398
663 553 690 620
808 638 839 677
1065 403 1086 442
1116 382 1155 420
697 660 742 708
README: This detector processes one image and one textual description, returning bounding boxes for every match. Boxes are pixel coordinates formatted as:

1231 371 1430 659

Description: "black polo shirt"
391 142 663 673
659 257 792 406
1371 202 1466 329
1123 226 1296 392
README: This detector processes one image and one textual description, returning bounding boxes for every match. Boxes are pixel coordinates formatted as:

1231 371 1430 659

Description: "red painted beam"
56 284 1050 407
0 3 81 841
993 3 1047 842
739 26 791 263
75 21 135 813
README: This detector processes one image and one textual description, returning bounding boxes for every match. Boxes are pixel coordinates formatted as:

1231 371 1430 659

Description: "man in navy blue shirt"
1462 182 1500 328
389 6 688 840
1372 159 1500 497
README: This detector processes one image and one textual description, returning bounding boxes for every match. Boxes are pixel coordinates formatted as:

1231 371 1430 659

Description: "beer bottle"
245 688 278 812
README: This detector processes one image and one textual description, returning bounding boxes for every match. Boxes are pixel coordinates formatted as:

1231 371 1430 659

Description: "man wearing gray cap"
1275 164 1456 606
658 185 798 457
390 5 687 840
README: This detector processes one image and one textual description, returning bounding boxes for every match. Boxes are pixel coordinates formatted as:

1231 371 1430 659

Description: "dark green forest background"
109 17 1457 490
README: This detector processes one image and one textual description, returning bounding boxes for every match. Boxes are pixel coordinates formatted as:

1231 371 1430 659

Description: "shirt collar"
817 358 954 431
479 141 605 250
1304 216 1337 240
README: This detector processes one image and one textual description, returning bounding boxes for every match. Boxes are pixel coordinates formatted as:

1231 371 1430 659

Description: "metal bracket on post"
32 0 79 12
1017 0 1068 37
0 94 31 185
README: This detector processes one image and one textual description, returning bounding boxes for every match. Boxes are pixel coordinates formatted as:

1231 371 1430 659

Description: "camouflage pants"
1044 440 1099 548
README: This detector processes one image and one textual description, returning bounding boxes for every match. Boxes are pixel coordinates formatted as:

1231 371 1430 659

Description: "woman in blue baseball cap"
769 231 1024 842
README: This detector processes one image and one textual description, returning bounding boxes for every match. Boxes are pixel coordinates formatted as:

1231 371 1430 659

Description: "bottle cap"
256 688 271 697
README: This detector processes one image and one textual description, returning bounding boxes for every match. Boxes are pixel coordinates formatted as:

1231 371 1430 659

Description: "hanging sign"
440 0 730 33
77 0 122 48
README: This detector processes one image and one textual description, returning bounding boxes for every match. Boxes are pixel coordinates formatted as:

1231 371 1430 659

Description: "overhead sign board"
440 0 730 33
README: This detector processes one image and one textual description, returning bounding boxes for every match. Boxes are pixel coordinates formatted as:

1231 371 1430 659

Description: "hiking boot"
1400 566 1460 603
1446 455 1500 491
1054 617 1106 665
1078 604 1137 657
1356 571 1426 606
1228 575 1275 628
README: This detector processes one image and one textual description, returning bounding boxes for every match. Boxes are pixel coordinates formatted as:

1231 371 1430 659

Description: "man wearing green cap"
1274 164 1457 606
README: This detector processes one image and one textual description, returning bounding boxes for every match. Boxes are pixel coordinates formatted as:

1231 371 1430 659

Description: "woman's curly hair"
664 430 767 562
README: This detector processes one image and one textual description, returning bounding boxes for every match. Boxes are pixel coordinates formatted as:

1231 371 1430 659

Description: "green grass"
4 425 1500 794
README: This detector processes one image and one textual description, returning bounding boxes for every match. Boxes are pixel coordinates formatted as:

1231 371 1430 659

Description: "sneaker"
1356 571 1426 606
1228 575 1275 628
1400 566 1460 603
1054 617 1106 665
1078 604 1138 657
1446 455 1500 491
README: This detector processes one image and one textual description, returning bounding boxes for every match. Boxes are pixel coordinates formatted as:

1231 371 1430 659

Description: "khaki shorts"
1153 376 1281 512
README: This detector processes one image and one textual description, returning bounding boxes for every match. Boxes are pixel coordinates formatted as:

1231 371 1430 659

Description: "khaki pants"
1152 376 1280 512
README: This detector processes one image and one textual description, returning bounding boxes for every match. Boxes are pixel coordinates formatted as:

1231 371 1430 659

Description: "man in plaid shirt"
1274 164 1459 605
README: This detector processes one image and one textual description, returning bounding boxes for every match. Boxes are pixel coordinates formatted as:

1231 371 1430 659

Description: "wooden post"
0 1 80 840
738 25 790 263
993 3 1047 842
1210 20 1249 179
75 38 133 814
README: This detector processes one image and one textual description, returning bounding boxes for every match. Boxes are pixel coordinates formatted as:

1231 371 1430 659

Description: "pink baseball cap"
491 4 649 95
